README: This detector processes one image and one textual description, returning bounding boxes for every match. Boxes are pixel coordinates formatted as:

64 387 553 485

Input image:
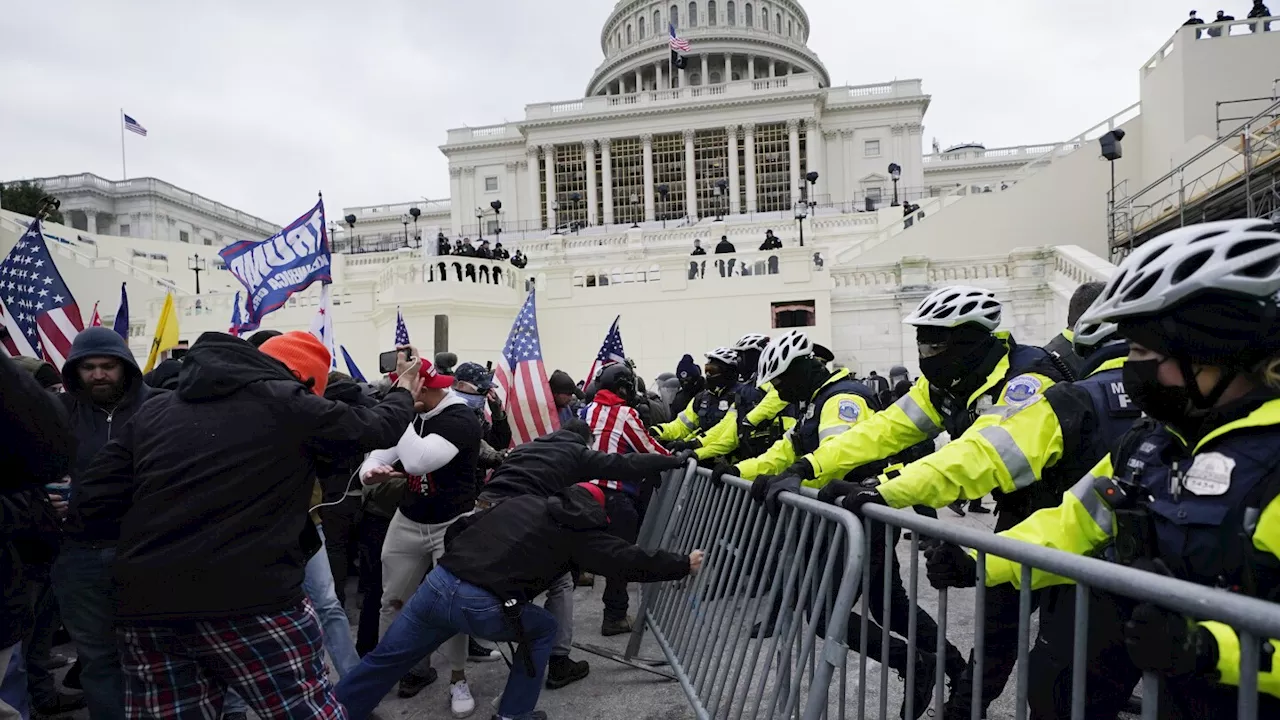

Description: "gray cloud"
1 0 1187 225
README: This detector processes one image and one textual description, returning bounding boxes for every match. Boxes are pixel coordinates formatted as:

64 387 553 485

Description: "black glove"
923 542 978 589
1124 603 1215 677
839 489 888 518
672 450 696 466
784 457 815 481
710 462 738 487
647 426 662 438
668 439 701 453
751 473 801 517
816 479 859 506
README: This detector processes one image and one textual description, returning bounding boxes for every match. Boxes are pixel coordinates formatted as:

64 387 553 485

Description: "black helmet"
595 362 637 400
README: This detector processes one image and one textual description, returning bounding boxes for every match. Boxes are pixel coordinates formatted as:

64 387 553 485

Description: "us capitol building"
4 4 1278 380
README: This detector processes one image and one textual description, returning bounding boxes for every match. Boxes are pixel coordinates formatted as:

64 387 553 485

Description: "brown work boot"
601 615 633 636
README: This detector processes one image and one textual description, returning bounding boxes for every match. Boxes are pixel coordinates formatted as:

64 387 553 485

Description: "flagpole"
119 109 127 180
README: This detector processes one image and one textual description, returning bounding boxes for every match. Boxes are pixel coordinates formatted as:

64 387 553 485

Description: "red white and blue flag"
228 291 244 336
669 23 690 52
495 290 559 447
123 113 147 137
88 302 102 327
585 315 626 387
394 307 410 346
0 217 84 366
308 284 338 369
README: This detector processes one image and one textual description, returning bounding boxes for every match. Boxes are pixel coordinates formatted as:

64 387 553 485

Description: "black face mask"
706 370 734 390
1123 359 1196 430
919 338 995 390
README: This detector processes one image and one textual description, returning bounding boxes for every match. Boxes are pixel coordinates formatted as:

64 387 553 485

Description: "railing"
343 198 450 218
375 258 521 294
1145 16 1280 77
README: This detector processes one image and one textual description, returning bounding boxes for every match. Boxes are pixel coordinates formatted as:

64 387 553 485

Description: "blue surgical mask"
458 392 486 410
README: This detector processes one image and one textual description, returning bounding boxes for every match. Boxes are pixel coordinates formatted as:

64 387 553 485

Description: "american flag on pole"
308 284 338 369
0 217 84 366
228 291 244 336
123 113 147 136
585 315 626 387
669 22 690 52
494 290 560 447
394 307 410 346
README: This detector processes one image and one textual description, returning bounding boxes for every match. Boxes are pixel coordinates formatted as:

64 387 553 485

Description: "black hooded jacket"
69 332 416 621
441 485 690 603
317 374 380 500
59 327 161 505
480 428 683 502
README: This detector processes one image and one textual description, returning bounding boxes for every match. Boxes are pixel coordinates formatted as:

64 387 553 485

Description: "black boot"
968 499 991 514
545 655 590 689
601 615 633 637
898 651 938 720
397 667 438 698
947 500 966 517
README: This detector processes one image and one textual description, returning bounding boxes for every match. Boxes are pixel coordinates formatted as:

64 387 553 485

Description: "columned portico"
641 133 655 222
600 138 614 224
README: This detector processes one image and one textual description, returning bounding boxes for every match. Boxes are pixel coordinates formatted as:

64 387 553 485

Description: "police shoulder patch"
1182 452 1236 497
718 400 730 411
1001 374 1044 407
837 398 861 423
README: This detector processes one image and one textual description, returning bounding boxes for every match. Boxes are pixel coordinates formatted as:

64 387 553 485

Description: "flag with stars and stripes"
0 217 84 366
394 307 410 346
585 315 626 387
228 291 244 336
308 283 338 369
494 290 559 447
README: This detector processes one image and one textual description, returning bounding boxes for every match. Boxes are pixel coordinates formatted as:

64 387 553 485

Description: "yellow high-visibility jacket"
695 384 792 461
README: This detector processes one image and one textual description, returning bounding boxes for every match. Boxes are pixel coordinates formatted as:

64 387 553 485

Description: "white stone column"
635 68 643 92
822 130 840 205
461 166 476 235
542 143 557 230
700 54 709 85
744 122 758 213
787 119 801 203
641 133 655 221
526 146 541 227
804 121 821 198
840 129 855 207
727 124 741 215
600 138 614 225
655 61 664 90
747 55 755 80
906 123 925 200
584 140 599 226
503 161 519 230
679 65 686 88
449 166 463 234
768 59 775 78
683 128 698 221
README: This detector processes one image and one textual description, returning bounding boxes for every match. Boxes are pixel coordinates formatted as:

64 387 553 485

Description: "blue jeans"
336 566 556 720
52 543 124 720
223 525 358 716
1 640 29 719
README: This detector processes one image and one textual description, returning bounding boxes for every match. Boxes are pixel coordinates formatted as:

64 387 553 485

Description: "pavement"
43 499 1074 720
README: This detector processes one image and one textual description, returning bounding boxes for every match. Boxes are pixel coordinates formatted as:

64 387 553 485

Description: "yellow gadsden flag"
143 293 180 372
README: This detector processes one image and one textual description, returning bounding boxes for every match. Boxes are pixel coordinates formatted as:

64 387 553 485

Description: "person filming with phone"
360 344 486 715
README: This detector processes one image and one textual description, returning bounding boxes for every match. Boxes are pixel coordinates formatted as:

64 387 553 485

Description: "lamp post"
490 200 503 244
328 221 342 252
1099 129 1126 248
400 214 410 247
569 192 583 234
344 213 357 253
476 207 487 241
714 178 728 220
805 170 820 209
657 184 670 228
888 163 902 207
629 193 640 228
794 200 810 248
409 206 421 247
188 253 206 295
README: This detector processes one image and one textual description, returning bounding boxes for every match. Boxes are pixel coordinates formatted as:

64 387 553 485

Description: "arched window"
728 1 736 25
689 2 698 26
654 10 661 32
671 4 679 27
708 0 717 26
690 72 701 85
744 2 753 26
710 71 722 84
639 16 646 39
626 24 632 43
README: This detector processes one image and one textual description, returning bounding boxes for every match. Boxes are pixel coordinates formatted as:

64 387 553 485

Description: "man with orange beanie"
70 331 422 719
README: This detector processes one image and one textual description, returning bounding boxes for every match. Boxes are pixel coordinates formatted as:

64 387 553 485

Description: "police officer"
929 219 1280 716
651 348 739 449
696 333 793 464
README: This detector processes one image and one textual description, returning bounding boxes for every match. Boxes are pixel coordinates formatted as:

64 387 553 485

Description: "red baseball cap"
575 482 606 509
418 358 455 389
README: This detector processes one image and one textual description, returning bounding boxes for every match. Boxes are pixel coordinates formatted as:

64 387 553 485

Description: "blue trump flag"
219 199 331 332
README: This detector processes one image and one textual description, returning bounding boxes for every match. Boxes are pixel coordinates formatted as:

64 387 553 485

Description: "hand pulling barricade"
847 501 1280 720
601 462 867 720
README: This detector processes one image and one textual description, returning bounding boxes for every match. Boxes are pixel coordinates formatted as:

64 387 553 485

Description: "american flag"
228 291 243 336
494 290 560 447
123 113 147 136
395 307 410 346
585 315 626 388
669 23 690 52
88 302 102 327
0 217 84 366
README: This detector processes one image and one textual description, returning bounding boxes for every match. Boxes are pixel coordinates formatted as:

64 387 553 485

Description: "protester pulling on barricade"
583 362 674 636
68 332 420 719
929 219 1280 716
695 333 794 464
336 482 702 720
476 419 689 689
359 351 483 714
651 347 739 450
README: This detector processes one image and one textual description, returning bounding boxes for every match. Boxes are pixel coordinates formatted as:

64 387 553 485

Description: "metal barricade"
617 464 866 720
841 500 1280 720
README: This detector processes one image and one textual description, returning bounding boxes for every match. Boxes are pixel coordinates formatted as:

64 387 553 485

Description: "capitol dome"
588 0 829 96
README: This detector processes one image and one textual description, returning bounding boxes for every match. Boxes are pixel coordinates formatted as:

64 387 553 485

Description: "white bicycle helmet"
704 347 739 366
757 330 814 384
903 286 1002 330
733 333 772 352
1078 219 1280 326
1072 318 1119 352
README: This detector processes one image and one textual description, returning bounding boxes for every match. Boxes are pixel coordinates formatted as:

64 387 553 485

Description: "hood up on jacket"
176 332 301 402
531 426 590 448
143 358 183 391
325 373 369 405
546 484 610 531
61 326 142 396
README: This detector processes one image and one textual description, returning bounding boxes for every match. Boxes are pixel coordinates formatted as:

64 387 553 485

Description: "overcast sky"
1 1 1199 225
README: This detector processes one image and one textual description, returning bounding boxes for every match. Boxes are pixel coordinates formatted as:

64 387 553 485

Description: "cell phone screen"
379 350 399 375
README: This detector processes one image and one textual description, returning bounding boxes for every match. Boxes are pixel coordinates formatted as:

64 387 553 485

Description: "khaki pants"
380 509 469 676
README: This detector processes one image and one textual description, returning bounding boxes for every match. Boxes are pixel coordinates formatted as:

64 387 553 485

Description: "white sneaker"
450 680 476 718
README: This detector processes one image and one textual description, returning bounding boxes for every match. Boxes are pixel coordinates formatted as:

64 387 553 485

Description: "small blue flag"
341 345 367 383
112 283 129 341
228 291 243 336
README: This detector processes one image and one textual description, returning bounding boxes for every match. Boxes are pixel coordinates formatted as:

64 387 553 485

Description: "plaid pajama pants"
117 599 346 719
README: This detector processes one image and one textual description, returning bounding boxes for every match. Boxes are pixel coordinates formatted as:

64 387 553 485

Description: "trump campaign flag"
0 217 84 366
219 199 331 333
494 290 559 447
585 315 625 386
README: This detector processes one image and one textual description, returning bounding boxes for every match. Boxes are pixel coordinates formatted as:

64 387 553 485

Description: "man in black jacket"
1 351 72 719
316 371 379 609
51 326 160 720
70 331 420 719
336 482 701 720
